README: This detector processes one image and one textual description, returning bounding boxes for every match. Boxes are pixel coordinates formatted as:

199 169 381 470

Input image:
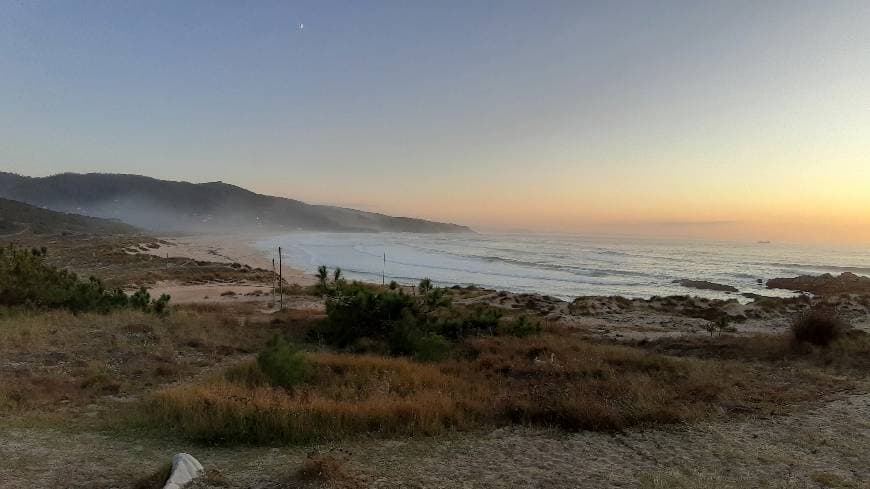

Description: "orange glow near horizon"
249 136 870 245
252 174 870 246
5 2 870 247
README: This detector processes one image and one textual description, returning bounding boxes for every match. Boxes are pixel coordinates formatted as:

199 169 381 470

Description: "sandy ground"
147 281 272 304
142 234 314 285
139 234 317 304
2 390 867 488
145 282 326 312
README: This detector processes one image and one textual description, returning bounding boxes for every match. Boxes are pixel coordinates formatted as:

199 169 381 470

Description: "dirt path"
2 391 867 488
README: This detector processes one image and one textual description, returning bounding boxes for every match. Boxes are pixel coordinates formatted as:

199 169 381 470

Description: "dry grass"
145 352 471 443
810 471 865 489
638 469 804 489
4 233 273 288
296 450 367 489
142 331 842 444
641 329 870 374
0 304 296 412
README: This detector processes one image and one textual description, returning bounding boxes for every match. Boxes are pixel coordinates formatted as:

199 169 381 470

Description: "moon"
299 23 304 30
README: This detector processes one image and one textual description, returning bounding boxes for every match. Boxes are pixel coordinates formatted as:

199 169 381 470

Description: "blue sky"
2 1 869 242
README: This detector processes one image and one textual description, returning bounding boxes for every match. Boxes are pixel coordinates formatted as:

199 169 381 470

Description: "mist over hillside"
0 197 139 235
0 173 472 234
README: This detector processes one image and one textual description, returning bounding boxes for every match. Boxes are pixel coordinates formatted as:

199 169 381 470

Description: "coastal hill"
0 197 138 236
0 172 473 234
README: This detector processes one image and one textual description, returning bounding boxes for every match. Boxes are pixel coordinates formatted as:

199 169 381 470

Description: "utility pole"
382 252 386 286
278 246 283 310
271 257 276 306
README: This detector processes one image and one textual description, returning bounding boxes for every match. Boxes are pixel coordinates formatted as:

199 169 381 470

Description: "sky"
1 1 869 244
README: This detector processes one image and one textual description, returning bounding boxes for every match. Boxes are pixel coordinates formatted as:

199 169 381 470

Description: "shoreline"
138 234 870 337
144 233 317 284
145 233 870 299
143 234 316 305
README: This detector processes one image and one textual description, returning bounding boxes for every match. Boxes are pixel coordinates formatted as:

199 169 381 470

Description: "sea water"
253 232 870 301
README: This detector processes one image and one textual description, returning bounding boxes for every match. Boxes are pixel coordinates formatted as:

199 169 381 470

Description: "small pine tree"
316 265 329 293
418 278 433 295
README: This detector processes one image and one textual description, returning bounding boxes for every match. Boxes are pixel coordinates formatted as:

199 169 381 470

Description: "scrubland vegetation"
644 306 870 374
0 304 292 412
130 276 863 446
0 244 169 313
144 326 854 444
316 278 540 360
3 259 864 445
2 254 869 487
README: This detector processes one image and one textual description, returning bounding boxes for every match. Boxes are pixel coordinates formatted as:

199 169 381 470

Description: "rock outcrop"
767 272 870 296
673 279 739 293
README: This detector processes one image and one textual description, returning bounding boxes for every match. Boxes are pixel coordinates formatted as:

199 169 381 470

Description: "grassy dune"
0 304 291 412
142 330 848 444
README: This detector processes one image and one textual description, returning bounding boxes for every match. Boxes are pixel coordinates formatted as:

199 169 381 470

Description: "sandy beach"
135 234 870 338
140 234 316 303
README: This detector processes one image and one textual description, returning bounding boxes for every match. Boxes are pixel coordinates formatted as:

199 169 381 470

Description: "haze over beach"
2 2 870 489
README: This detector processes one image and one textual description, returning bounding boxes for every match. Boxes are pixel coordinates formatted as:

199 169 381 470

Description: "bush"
791 308 847 347
413 333 451 362
320 277 531 360
256 336 311 388
0 244 169 314
129 287 171 315
432 305 502 339
498 315 542 338
387 310 424 356
322 287 416 348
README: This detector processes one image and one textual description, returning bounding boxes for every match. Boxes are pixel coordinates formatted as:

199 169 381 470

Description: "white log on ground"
162 453 204 489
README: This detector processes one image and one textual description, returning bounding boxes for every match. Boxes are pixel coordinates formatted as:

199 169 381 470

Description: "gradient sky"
2 1 869 244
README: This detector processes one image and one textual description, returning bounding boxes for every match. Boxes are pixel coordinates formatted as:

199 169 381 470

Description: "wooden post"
382 252 385 286
278 246 283 310
272 257 276 306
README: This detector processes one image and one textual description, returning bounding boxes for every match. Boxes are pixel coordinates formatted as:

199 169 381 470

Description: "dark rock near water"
766 272 870 296
673 279 738 293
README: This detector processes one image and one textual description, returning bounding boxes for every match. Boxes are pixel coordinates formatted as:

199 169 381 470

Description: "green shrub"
498 315 542 338
322 287 417 347
129 287 171 315
0 244 169 314
413 333 451 362
256 336 311 388
418 278 433 295
316 265 329 294
792 309 847 347
433 305 502 339
320 274 533 360
387 311 424 356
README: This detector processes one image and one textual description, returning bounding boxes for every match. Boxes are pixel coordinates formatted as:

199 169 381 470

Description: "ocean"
253 232 870 302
